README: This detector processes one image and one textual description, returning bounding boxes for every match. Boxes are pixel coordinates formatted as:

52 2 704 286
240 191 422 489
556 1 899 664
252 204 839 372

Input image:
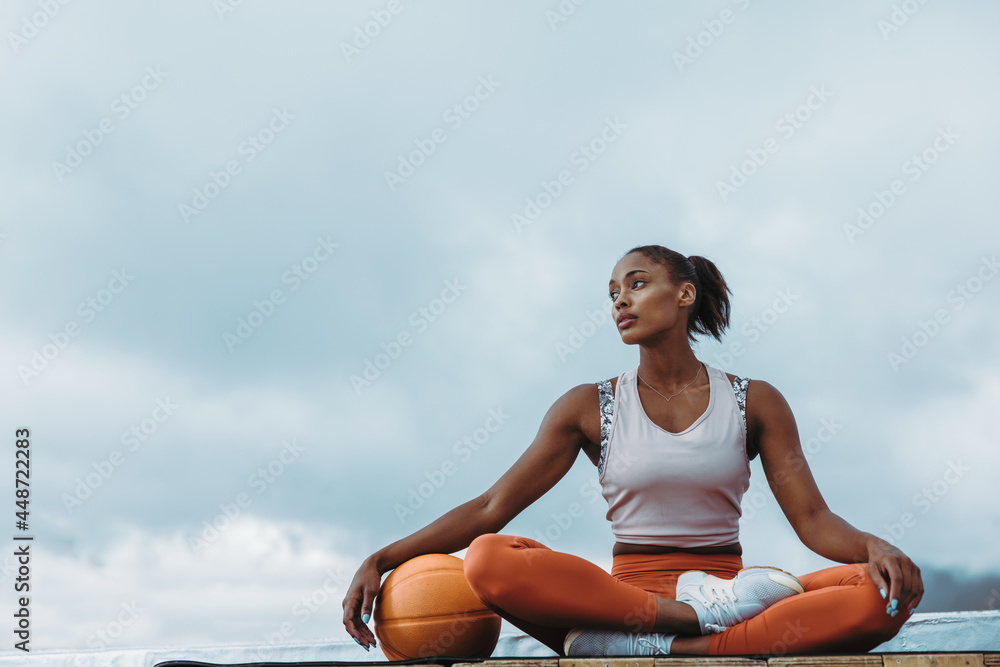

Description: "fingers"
885 565 902 618
868 541 924 618
870 557 903 618
867 561 889 605
342 591 378 651
359 591 378 650
904 561 924 615
342 560 387 652
879 555 925 619
890 558 922 617
361 590 373 627
341 594 361 641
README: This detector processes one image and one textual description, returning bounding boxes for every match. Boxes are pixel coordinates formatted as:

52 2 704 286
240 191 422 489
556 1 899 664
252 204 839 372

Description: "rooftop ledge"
0 611 996 667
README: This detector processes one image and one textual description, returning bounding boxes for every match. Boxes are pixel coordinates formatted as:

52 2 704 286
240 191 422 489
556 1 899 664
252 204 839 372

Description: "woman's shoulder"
596 367 632 394
718 368 782 399
538 381 606 452
722 372 789 434
719 366 749 386
600 375 620 394
554 371 629 450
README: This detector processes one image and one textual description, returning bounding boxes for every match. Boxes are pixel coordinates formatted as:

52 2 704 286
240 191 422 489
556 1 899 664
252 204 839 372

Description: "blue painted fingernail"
890 599 898 610
879 588 887 599
354 637 361 644
890 609 898 617
362 613 370 624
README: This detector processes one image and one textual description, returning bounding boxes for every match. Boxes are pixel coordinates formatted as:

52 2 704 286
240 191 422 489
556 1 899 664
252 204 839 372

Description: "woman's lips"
617 316 637 329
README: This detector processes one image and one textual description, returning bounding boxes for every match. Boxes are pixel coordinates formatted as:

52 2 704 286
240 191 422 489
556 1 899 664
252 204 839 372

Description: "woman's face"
608 253 695 343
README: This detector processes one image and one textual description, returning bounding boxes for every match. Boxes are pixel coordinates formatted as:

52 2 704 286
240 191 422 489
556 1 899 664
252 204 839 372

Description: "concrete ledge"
873 612 1000 652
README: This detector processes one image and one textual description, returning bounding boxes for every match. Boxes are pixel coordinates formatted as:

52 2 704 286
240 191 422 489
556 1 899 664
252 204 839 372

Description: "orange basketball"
372 553 501 661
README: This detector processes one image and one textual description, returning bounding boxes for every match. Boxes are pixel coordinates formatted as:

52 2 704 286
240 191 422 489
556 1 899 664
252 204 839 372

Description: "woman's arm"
368 382 595 572
748 379 924 615
342 382 595 648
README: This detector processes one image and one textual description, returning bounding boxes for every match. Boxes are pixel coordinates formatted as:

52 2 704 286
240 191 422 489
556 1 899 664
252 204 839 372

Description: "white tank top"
596 362 751 548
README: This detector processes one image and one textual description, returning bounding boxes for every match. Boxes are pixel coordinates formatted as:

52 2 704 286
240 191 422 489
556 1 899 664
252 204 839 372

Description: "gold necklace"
637 363 702 402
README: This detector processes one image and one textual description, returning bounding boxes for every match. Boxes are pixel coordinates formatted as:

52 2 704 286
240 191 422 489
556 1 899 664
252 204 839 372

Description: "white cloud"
31 516 356 649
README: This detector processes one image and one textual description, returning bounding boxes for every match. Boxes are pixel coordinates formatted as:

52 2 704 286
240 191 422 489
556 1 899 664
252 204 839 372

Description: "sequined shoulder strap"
597 378 614 478
733 377 757 460
731 374 750 438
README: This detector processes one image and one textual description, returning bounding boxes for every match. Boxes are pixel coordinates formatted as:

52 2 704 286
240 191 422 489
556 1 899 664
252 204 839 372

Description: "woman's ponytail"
686 254 732 343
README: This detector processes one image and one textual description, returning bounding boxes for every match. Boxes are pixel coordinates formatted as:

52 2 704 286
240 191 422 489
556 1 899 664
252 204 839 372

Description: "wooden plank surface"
769 657 883 667
883 655 986 667
560 658 656 667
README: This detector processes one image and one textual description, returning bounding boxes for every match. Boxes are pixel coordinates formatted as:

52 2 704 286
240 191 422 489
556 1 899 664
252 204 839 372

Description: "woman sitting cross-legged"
343 244 923 656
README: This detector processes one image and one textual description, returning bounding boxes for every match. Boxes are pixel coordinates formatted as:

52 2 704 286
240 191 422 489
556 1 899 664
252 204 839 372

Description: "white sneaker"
676 566 804 634
564 628 677 656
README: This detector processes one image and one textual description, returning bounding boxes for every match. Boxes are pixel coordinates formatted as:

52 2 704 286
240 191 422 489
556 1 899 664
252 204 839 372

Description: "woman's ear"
678 282 697 307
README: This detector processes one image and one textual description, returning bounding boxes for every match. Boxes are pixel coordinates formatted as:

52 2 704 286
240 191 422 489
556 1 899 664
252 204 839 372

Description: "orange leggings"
462 533 908 656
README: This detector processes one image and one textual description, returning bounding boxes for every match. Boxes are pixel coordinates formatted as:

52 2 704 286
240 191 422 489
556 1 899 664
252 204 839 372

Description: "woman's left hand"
865 537 923 616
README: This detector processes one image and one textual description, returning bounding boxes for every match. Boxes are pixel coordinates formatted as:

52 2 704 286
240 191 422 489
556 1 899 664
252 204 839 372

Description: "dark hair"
621 245 732 343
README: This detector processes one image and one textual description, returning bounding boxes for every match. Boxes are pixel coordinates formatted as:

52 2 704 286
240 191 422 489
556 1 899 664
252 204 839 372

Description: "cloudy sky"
2 0 999 655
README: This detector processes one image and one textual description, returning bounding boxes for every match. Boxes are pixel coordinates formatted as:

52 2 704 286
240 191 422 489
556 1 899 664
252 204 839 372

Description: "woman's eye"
609 280 644 300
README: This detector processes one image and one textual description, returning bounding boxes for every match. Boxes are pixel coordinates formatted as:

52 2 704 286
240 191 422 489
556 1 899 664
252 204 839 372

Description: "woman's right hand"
342 557 382 651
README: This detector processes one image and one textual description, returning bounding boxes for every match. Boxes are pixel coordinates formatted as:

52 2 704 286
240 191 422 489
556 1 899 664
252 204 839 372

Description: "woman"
342 244 923 656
